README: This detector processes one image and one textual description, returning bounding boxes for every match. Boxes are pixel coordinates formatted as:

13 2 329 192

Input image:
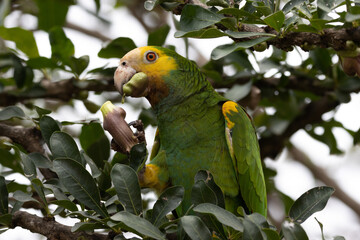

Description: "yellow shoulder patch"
139 163 168 193
222 101 239 129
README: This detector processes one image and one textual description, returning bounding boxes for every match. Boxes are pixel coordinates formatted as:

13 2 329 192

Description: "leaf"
129 143 147 172
35 106 52 118
0 176 8 214
53 158 108 218
179 5 224 32
180 215 212 240
39 116 61 148
193 203 243 231
0 148 23 174
98 37 137 59
35 0 73 31
243 218 265 240
80 122 110 168
81 152 102 178
111 164 142 215
224 82 252 102
225 31 276 39
0 26 39 58
49 27 75 64
262 228 280 240
191 180 217 206
69 55 89 76
211 37 272 60
51 199 78 212
315 217 325 240
144 0 161 11
111 211 166 240
27 152 52 169
0 214 12 226
151 186 184 226
263 11 285 32
289 186 335 223
282 221 309 240
282 0 306 13
72 221 104 232
148 25 170 46
0 106 25 121
27 57 60 69
50 131 82 164
175 28 227 39
13 190 38 202
13 58 34 88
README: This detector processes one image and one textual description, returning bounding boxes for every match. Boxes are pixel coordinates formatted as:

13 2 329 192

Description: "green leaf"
263 228 280 240
289 186 335 223
263 11 285 32
0 176 8 214
13 59 34 88
211 37 272 60
179 5 224 32
129 143 147 172
225 82 252 102
98 37 137 59
0 106 25 121
0 148 23 174
50 131 82 164
51 199 78 212
69 55 89 76
310 48 332 75
175 28 227 39
35 106 52 118
53 158 108 217
315 217 325 240
81 152 102 178
72 221 104 232
0 0 10 26
111 164 142 215
111 211 166 240
0 26 39 58
144 0 161 11
49 27 75 63
27 152 52 169
0 214 12 226
345 12 360 22
35 0 73 31
243 218 265 240
225 31 276 39
151 186 184 226
282 0 306 13
148 25 170 46
13 190 38 202
282 221 309 240
22 154 37 180
180 215 212 240
27 57 60 69
80 122 110 168
191 180 217 206
193 203 243 231
39 116 61 148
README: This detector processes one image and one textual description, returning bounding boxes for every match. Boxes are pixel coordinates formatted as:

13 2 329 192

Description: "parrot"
113 46 267 217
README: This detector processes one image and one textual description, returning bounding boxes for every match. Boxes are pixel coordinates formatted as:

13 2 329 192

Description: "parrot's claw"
129 120 146 144
110 139 128 154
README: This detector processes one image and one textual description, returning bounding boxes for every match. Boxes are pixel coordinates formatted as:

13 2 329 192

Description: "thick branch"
259 95 339 159
11 211 110 240
288 145 360 218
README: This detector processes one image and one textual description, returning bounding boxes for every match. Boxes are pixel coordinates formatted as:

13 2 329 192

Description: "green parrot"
113 46 267 216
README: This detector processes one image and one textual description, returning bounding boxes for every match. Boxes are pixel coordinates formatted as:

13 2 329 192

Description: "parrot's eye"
145 51 157 63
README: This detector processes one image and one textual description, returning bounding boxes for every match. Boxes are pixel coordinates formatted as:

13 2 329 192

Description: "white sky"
2 1 360 239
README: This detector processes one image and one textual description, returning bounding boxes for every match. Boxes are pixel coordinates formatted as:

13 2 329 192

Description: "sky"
2 0 360 239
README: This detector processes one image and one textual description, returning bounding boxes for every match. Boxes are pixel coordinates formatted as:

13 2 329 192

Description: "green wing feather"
222 101 267 216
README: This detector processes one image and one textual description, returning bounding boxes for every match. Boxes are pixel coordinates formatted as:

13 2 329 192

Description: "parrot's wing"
222 101 267 216
150 128 160 161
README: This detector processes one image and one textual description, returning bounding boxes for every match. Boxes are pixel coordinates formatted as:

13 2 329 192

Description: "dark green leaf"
315 217 325 240
0 176 8 214
179 5 224 32
13 60 34 88
0 148 23 173
129 143 147 172
39 116 61 148
0 26 39 58
111 164 142 215
0 214 12 226
224 82 252 101
180 215 212 240
111 211 166 240
72 221 104 232
211 37 272 60
191 180 217 206
50 131 82 164
35 0 73 31
193 203 243 231
263 11 285 32
289 186 335 223
175 28 227 39
152 186 184 226
69 55 89 76
243 218 265 240
225 31 276 39
80 122 110 168
282 0 306 13
98 37 136 59
51 199 78 212
27 57 60 69
27 152 52 169
53 158 108 217
263 228 280 240
22 154 37 180
49 27 75 63
82 100 100 113
81 152 101 178
35 106 52 118
148 25 170 46
282 221 309 240
310 48 332 75
0 106 25 121
333 236 346 240
13 190 38 202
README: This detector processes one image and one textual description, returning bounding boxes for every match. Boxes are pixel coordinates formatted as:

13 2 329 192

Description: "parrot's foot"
128 120 146 144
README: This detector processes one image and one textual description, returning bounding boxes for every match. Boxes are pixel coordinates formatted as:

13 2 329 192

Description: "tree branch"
288 145 360 218
65 22 112 42
11 211 111 240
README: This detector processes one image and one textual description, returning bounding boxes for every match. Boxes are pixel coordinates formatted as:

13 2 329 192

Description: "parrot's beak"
114 64 149 97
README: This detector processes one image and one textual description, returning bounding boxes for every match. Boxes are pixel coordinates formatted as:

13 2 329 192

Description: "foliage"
0 0 359 239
